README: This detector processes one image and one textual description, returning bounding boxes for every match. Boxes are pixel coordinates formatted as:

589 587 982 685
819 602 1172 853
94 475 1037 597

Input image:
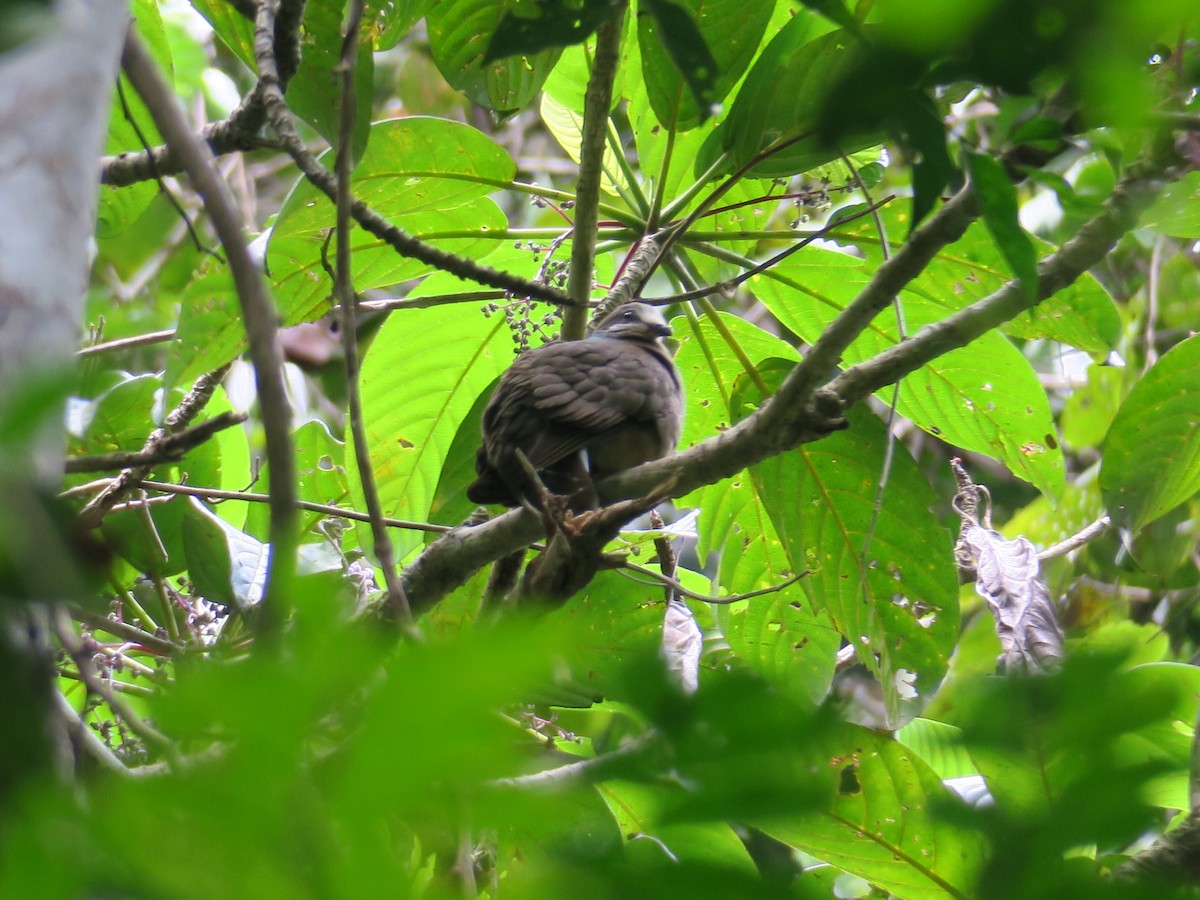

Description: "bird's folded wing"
516 341 668 469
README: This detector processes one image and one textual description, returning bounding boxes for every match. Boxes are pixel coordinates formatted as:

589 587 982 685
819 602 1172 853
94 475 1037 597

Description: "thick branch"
100 95 271 187
827 171 1163 406
401 166 1164 612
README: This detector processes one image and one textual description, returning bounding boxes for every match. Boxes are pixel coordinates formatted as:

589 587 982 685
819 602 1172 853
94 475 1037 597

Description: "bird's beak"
652 321 673 338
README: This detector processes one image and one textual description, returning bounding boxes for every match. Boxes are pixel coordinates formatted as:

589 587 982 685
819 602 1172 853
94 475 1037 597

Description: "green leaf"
895 718 979 780
598 781 757 873
353 306 513 561
365 0 436 50
267 117 514 326
762 726 985 898
97 0 171 237
755 250 1065 498
539 93 630 196
963 151 1038 300
183 496 270 610
187 0 254 63
673 315 840 703
795 0 859 33
1060 364 1123 450
1100 334 1200 530
638 0 760 131
1141 170 1200 239
484 0 617 61
246 420 346 540
897 91 954 229
284 0 375 162
427 0 563 113
697 19 878 179
166 269 243 394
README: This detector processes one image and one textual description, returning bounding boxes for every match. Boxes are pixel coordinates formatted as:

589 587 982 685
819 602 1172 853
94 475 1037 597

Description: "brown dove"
467 302 684 507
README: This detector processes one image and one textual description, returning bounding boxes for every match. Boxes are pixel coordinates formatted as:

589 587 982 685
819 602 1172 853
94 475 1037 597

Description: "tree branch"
333 0 414 629
252 0 573 306
120 32 298 615
563 3 625 339
827 170 1164 406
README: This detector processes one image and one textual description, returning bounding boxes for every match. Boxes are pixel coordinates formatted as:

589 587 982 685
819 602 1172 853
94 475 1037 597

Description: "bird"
466 302 684 508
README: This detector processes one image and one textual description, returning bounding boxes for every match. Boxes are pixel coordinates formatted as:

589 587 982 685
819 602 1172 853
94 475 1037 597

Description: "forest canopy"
2 0 1200 896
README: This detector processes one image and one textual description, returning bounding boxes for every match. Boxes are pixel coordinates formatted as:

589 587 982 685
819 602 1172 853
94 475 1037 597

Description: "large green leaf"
1100 334 1200 530
427 0 562 113
761 726 985 899
755 249 1065 498
674 314 840 703
757 404 960 716
267 117 514 321
353 305 513 561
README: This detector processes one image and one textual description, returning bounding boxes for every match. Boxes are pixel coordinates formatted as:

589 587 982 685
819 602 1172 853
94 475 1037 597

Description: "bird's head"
591 302 672 344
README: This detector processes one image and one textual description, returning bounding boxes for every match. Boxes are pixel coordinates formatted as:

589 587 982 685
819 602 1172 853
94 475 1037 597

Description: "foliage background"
3 0 1200 896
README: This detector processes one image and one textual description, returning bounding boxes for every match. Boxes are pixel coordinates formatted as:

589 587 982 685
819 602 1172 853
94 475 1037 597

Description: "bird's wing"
491 339 676 470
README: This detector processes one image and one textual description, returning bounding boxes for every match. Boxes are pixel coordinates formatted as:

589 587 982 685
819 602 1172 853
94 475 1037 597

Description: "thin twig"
63 478 452 534
1037 516 1111 561
67 603 179 656
53 609 174 754
77 328 177 357
334 0 414 628
122 30 298 615
492 732 659 790
642 197 893 306
113 78 217 260
53 690 133 776
617 562 807 605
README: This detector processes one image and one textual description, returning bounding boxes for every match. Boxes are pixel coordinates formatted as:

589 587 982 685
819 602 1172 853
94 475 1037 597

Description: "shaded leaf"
183 496 269 610
761 726 985 898
1100 334 1200 530
638 0 754 130
697 19 878 178
427 0 562 113
484 0 616 62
